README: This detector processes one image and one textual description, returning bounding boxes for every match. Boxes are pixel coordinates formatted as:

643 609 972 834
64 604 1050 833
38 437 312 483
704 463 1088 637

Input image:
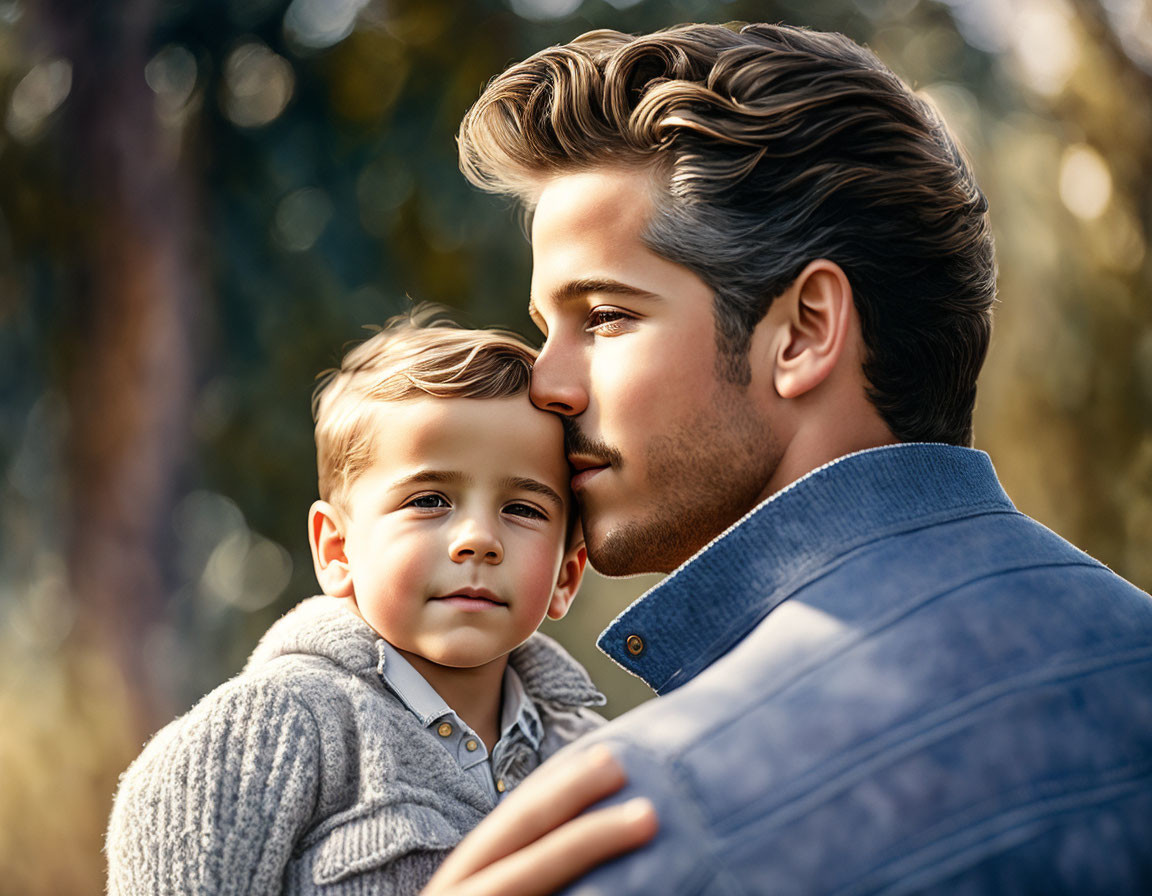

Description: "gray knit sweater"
106 596 605 895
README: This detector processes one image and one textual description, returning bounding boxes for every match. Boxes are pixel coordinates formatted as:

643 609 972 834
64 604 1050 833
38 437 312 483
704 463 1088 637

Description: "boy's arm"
422 747 657 896
106 679 321 896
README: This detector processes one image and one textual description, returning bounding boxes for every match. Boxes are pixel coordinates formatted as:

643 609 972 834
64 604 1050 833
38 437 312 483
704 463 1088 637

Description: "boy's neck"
398 648 508 752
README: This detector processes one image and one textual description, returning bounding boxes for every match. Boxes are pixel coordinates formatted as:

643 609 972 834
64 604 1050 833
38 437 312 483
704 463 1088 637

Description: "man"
428 22 1152 895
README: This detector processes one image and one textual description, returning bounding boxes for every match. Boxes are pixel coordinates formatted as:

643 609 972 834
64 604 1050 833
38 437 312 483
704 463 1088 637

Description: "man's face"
528 167 780 575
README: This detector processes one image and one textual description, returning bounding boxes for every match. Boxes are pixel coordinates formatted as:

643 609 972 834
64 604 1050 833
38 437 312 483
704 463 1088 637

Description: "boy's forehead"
364 394 568 475
365 392 557 427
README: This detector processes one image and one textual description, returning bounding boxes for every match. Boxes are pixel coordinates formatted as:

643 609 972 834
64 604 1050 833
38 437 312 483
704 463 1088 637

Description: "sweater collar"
246 595 604 709
596 443 1014 695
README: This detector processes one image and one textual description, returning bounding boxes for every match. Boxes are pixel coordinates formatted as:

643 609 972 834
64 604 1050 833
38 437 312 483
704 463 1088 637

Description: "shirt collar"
597 443 1015 695
376 639 454 727
500 665 543 749
377 640 545 751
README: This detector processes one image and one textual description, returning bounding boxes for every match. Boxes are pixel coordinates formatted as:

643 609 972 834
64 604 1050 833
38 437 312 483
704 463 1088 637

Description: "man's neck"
398 649 508 751
760 419 900 506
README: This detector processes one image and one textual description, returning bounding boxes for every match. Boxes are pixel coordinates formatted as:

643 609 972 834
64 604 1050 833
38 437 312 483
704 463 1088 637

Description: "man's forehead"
529 171 661 325
531 168 655 235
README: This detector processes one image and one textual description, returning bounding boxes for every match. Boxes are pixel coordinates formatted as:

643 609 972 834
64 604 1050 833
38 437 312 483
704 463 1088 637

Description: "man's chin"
584 518 685 577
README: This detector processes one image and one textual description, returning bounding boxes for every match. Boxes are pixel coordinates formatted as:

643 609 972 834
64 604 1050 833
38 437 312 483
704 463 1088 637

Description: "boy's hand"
421 746 658 896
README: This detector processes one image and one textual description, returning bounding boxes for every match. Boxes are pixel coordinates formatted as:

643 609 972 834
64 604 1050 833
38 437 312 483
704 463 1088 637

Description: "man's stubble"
578 382 780 576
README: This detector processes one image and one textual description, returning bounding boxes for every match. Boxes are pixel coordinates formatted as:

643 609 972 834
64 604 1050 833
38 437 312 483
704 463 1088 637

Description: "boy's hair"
457 23 997 446
313 305 537 505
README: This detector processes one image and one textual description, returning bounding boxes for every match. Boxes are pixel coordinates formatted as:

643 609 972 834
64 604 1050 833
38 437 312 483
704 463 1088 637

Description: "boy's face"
332 394 579 671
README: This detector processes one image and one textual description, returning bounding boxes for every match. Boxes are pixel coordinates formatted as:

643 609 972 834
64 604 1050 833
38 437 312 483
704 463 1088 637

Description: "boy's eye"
406 493 450 510
504 502 548 521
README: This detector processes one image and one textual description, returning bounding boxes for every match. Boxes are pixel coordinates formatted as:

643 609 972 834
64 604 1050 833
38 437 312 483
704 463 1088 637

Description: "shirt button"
496 778 506 793
437 722 453 737
626 634 645 656
465 739 479 752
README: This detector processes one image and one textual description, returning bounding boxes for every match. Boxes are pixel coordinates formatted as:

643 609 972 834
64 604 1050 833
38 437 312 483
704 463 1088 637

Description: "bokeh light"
1101 0 1152 73
221 40 294 127
1009 0 1079 96
273 186 334 251
1059 143 1113 220
508 0 583 22
6 57 71 141
145 45 199 123
283 0 372 49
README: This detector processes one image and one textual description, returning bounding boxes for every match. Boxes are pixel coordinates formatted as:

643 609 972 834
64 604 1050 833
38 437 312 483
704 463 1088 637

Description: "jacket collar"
597 444 1014 695
246 595 604 709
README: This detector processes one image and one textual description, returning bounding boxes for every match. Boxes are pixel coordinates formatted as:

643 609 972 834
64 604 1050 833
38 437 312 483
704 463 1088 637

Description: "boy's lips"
431 587 506 610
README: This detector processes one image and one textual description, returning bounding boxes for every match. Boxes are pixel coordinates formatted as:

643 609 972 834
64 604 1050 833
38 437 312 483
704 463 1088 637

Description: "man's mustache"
561 418 623 468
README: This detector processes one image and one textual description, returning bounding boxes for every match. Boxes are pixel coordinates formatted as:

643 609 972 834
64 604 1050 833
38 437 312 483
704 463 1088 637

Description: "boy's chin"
404 637 518 672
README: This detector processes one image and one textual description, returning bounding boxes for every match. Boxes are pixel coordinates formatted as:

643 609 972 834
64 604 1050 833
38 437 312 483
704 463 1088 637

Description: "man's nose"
530 337 588 416
449 518 503 565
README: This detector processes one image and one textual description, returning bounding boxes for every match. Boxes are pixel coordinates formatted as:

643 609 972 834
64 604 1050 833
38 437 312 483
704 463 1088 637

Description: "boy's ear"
547 542 587 621
771 259 854 400
309 500 354 598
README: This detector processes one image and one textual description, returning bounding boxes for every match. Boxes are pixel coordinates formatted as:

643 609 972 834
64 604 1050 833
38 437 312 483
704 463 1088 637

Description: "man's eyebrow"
529 278 661 322
501 476 565 509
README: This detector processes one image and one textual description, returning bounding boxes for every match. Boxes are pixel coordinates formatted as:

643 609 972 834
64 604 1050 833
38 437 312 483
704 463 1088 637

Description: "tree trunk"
42 0 205 735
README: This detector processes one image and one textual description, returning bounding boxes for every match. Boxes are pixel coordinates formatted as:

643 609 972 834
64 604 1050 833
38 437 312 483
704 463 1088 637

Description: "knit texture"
106 596 605 895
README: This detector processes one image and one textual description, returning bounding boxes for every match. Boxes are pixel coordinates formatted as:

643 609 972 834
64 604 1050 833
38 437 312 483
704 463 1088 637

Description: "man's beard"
564 387 779 576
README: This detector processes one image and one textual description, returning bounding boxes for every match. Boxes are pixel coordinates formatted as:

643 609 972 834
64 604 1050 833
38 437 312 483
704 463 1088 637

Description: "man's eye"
406 493 450 510
585 308 632 334
504 502 548 521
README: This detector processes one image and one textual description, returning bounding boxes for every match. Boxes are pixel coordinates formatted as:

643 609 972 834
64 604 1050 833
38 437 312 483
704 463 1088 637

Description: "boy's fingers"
427 797 658 896
424 746 635 888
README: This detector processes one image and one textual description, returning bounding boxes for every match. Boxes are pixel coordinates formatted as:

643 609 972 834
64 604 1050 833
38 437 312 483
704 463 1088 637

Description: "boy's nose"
449 520 503 565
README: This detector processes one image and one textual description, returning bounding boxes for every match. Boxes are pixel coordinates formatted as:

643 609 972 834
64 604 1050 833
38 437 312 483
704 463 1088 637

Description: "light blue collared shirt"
377 639 543 803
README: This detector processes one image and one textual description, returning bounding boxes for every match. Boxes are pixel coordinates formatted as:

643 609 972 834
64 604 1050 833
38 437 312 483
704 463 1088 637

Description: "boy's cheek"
354 541 432 609
517 542 570 605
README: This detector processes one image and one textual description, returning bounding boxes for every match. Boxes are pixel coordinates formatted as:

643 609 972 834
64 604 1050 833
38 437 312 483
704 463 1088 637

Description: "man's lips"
568 455 610 491
431 588 506 611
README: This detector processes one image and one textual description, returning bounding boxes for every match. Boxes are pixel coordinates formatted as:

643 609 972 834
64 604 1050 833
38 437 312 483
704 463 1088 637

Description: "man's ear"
547 542 587 621
772 259 854 400
309 500 354 598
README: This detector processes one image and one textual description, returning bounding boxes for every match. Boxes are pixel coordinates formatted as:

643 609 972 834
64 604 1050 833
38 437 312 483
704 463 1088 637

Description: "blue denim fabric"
567 444 1152 895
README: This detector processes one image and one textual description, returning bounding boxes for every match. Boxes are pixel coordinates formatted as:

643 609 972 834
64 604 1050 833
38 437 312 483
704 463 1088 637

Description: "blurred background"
1 0 1150 891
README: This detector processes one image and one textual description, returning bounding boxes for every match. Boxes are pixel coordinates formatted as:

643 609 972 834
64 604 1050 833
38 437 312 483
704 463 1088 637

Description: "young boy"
106 308 605 894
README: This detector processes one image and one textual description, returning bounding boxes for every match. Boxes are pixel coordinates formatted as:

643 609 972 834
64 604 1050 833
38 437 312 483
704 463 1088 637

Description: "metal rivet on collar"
626 634 645 656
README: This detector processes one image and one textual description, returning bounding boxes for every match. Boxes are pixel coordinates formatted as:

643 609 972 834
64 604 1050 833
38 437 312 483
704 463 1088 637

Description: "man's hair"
458 22 997 446
313 304 537 505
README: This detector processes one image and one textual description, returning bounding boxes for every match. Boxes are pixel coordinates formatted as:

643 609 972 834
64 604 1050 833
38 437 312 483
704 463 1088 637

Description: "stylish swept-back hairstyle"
313 304 537 505
458 23 997 446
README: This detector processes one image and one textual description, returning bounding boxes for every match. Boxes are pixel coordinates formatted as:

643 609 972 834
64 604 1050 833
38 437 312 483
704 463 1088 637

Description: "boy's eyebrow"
390 470 469 489
501 476 565 509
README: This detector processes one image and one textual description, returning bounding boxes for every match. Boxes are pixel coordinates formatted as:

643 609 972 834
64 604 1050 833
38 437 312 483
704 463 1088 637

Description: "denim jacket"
568 444 1152 895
